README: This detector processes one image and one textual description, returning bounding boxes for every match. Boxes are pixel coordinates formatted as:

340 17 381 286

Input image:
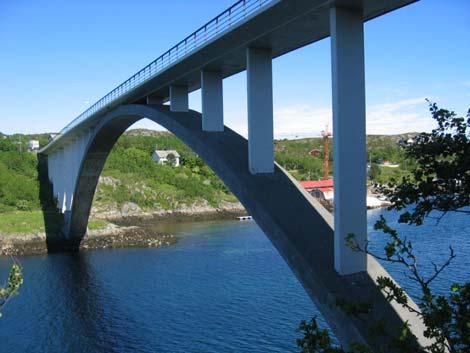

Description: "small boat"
237 216 252 221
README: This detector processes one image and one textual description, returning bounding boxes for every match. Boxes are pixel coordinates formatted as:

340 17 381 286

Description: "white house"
152 149 180 167
28 140 40 152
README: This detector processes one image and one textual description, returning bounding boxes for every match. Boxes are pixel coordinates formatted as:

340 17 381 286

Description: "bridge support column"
170 85 188 112
246 47 274 174
56 149 67 213
64 144 75 212
201 70 224 132
330 7 367 275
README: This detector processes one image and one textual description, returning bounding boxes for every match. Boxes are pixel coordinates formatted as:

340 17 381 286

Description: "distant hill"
124 129 169 137
0 129 414 216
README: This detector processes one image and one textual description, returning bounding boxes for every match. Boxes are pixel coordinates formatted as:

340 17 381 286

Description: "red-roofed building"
300 179 334 201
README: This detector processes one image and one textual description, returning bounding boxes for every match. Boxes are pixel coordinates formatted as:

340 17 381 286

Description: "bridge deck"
41 0 415 154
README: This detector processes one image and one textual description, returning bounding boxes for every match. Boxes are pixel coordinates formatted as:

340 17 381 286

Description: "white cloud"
127 97 434 138
274 105 331 139
366 97 433 134
270 97 433 138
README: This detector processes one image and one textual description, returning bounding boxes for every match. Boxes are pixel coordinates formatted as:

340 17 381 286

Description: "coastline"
0 202 247 256
0 197 389 257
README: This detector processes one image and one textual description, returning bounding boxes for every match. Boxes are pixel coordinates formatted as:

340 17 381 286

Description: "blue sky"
0 0 469 137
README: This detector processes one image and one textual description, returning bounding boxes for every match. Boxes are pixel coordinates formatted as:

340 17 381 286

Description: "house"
300 179 334 201
152 149 180 166
28 140 40 152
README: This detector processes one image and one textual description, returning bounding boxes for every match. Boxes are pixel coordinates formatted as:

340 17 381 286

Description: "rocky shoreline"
0 223 177 256
0 202 247 257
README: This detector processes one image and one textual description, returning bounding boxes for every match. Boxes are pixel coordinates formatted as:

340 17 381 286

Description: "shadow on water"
37 154 81 253
43 252 123 353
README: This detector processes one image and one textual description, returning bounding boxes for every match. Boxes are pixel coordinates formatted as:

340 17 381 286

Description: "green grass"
88 219 109 231
0 211 49 235
0 211 108 235
375 166 411 185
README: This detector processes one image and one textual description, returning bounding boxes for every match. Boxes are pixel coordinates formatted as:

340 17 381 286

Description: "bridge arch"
58 103 425 350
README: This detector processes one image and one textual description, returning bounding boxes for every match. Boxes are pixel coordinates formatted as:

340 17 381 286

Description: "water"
0 209 469 352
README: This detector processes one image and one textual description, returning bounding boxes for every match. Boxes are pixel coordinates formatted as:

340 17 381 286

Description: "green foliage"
0 129 415 217
0 148 40 212
166 153 177 167
373 166 410 186
0 262 23 317
367 135 409 165
97 132 234 210
275 139 328 180
297 318 347 353
382 102 470 225
275 136 408 182
369 163 381 181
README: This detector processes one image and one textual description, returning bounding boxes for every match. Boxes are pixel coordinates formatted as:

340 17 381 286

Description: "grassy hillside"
0 130 413 233
94 132 237 211
274 134 414 181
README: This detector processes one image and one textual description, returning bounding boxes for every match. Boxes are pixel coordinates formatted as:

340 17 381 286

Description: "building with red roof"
300 179 334 201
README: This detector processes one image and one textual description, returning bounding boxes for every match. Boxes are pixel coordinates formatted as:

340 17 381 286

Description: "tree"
0 262 23 317
382 101 470 225
297 103 470 353
166 153 177 167
369 163 381 181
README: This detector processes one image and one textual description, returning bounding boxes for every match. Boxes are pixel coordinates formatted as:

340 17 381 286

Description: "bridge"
39 0 428 350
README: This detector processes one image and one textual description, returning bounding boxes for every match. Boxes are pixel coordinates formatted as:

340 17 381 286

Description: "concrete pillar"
64 144 74 212
170 85 188 112
47 153 55 185
56 149 66 213
330 7 367 275
201 70 224 131
246 47 274 174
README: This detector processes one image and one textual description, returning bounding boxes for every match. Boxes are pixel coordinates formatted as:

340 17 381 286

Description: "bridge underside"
43 104 427 351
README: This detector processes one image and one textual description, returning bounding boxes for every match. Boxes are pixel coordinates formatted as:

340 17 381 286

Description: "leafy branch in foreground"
0 261 23 317
347 219 469 353
297 103 470 353
381 102 470 225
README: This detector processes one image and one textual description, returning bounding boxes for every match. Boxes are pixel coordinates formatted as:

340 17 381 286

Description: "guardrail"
54 0 273 141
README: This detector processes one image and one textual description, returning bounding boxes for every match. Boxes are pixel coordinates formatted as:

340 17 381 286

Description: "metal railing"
55 0 273 140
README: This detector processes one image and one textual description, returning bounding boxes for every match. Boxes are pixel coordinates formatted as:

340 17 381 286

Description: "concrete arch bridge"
39 0 429 350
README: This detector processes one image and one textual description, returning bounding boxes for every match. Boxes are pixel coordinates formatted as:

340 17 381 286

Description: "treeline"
0 136 43 212
0 130 414 214
274 134 413 182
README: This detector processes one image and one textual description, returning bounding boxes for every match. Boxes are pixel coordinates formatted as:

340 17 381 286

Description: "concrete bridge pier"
330 6 368 275
51 148 66 213
246 47 274 174
201 70 224 132
170 85 188 112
